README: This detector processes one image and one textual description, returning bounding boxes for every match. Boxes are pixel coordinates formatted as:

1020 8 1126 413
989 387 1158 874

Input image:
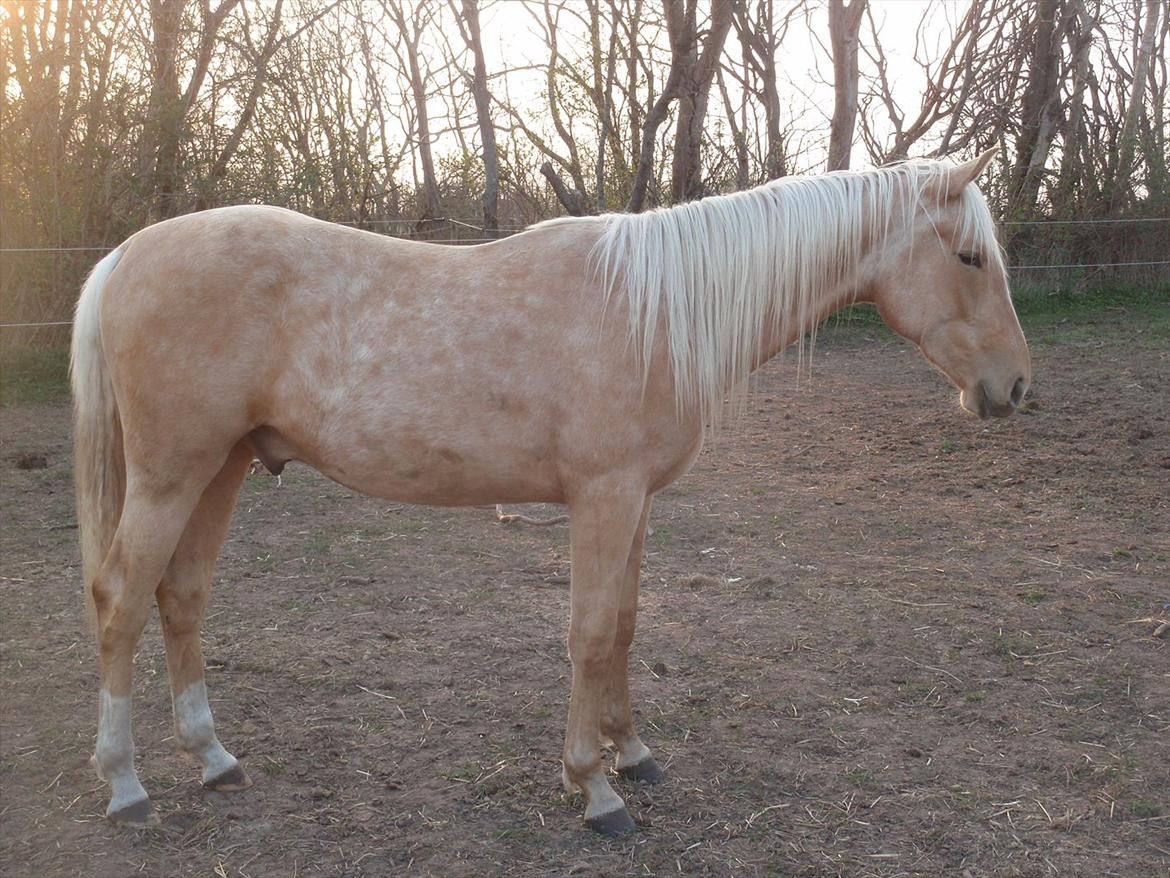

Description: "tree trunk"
385 0 443 236
627 0 735 212
460 0 499 233
827 0 865 171
145 0 241 219
1009 0 1063 217
1110 0 1161 211
197 0 285 211
146 0 185 219
1054 0 1093 214
670 0 735 203
540 161 587 215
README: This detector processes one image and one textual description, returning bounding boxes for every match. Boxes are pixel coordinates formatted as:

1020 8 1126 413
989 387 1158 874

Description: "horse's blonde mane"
554 159 1002 426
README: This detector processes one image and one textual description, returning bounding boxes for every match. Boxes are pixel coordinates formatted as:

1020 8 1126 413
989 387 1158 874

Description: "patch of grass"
1126 799 1162 819
939 438 956 454
1018 589 1047 605
441 764 478 783
841 767 881 790
991 633 1034 658
465 587 495 603
281 597 316 613
302 532 333 557
651 524 674 545
946 786 979 810
964 691 986 703
1015 283 1170 342
1105 753 1140 781
729 520 760 537
1111 548 1132 558
1 345 70 406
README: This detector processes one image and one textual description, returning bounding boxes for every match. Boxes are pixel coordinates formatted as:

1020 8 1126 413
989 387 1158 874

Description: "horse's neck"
750 189 895 371
751 271 869 371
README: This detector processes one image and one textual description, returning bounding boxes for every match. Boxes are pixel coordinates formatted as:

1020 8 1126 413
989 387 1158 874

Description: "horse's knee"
569 629 617 679
157 587 206 638
613 615 636 653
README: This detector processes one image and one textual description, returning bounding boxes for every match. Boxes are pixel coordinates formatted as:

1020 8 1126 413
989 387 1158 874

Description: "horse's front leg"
563 481 647 835
601 496 663 784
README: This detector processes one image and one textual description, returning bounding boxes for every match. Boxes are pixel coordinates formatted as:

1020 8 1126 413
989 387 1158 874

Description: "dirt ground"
2 312 1167 878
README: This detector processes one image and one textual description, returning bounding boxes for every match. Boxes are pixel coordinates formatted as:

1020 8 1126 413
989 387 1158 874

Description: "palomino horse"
72 149 1029 834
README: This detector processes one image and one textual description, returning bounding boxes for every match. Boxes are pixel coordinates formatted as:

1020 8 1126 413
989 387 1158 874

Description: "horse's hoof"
617 756 664 785
584 806 636 836
204 763 253 792
107 796 158 828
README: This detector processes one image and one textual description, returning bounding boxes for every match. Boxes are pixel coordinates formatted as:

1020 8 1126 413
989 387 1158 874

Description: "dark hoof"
617 756 664 785
108 797 158 828
204 763 253 792
584 806 636 836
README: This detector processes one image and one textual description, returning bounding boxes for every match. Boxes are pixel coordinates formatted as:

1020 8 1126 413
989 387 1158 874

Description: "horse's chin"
959 388 987 419
960 384 1016 419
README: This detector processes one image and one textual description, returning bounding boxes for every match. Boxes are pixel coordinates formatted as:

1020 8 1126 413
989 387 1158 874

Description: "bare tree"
859 0 1006 165
732 0 792 180
1110 0 1162 210
145 0 242 218
1007 0 1064 216
452 0 500 233
628 0 736 211
196 0 287 210
670 0 736 201
383 0 445 237
827 0 865 170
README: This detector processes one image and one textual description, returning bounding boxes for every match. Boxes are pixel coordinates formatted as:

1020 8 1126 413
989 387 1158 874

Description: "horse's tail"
71 249 126 631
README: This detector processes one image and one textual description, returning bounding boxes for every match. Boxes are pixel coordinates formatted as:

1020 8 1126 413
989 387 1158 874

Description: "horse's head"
867 150 1030 419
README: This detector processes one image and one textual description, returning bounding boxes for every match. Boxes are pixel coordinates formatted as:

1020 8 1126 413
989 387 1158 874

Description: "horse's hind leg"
601 496 663 784
156 442 252 791
92 469 215 826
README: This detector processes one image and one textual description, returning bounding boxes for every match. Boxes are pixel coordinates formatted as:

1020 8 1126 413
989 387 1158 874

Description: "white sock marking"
174 680 238 782
96 690 149 814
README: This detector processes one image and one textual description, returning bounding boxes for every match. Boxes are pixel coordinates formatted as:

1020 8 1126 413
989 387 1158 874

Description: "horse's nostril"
1010 377 1026 407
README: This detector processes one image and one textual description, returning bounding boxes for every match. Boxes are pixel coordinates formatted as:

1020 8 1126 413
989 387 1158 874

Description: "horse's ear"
939 146 997 199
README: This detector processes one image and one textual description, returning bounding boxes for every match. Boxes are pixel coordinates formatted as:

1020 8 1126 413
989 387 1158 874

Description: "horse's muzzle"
966 377 1027 419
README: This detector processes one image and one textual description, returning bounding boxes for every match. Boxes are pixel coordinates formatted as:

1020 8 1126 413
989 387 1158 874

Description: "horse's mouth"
962 381 1018 419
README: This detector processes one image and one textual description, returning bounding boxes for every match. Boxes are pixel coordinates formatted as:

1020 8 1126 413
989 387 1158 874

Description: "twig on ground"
494 505 568 526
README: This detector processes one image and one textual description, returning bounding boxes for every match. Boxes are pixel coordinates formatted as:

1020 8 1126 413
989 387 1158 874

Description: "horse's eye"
957 252 982 269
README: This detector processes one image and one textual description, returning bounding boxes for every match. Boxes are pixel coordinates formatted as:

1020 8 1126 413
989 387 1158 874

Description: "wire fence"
2 215 1166 334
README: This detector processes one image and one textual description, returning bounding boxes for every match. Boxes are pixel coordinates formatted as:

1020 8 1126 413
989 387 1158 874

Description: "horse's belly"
324 457 563 506
276 428 565 506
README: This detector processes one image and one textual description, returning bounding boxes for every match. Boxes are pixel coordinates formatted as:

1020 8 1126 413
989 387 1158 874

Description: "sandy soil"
1 314 1167 877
